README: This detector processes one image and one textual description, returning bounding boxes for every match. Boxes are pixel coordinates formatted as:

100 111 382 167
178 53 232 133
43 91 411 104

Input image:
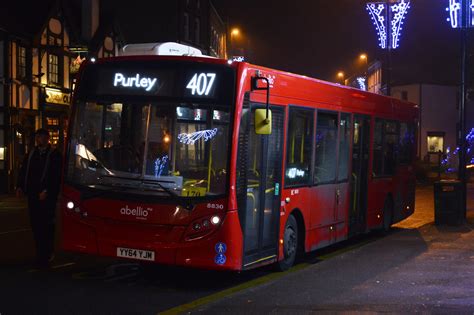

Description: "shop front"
42 87 71 152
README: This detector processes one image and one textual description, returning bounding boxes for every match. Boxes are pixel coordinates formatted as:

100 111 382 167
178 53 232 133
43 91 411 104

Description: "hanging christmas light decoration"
446 0 474 28
366 0 411 50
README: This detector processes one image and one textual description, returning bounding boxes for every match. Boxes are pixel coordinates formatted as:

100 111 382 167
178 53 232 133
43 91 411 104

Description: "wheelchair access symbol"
214 242 227 265
215 253 226 265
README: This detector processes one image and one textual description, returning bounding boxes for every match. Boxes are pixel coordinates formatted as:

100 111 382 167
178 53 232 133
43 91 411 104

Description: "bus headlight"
185 214 224 241
67 201 75 210
211 216 221 225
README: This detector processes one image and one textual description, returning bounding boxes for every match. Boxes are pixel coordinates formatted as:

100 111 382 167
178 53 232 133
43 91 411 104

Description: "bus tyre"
277 215 298 271
383 198 394 232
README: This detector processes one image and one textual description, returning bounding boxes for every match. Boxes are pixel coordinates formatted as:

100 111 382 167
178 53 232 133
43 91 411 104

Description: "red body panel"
62 56 418 270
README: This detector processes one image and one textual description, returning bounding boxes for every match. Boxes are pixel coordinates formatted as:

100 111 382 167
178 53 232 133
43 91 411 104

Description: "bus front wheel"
277 215 298 271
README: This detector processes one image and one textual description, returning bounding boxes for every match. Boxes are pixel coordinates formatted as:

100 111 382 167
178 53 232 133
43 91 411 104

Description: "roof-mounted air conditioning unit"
120 42 205 57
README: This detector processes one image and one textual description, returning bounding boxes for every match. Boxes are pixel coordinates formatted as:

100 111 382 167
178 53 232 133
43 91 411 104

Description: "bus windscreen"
67 60 235 199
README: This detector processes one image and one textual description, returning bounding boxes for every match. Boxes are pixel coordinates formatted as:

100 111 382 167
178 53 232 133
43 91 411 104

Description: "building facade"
391 84 458 163
345 60 383 95
0 0 121 193
111 0 227 58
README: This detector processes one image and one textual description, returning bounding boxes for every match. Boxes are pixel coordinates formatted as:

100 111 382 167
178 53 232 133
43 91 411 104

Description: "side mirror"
255 109 272 135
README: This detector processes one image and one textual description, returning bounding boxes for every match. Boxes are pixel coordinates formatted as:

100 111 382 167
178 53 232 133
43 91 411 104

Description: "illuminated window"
49 130 60 145
46 117 60 126
48 54 60 85
17 45 27 79
427 132 445 153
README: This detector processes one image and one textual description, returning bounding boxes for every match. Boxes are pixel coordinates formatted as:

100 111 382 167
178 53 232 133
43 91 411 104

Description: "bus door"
237 103 284 269
349 114 371 235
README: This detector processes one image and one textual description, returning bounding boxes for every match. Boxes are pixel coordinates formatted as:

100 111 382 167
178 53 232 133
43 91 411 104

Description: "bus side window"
399 122 415 164
337 113 351 181
285 107 314 186
373 119 400 176
314 111 338 184
373 120 384 176
383 121 399 175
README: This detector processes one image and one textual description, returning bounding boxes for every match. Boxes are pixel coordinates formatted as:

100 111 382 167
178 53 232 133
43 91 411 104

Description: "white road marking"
0 228 31 235
52 262 76 269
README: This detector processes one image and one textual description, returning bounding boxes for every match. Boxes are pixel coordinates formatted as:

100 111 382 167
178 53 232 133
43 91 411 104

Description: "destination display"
76 60 235 104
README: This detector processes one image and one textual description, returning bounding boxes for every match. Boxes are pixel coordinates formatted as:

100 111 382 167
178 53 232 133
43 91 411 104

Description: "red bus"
61 47 418 271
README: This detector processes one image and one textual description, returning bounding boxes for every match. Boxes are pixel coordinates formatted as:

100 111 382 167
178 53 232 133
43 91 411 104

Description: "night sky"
106 0 465 85
211 0 463 84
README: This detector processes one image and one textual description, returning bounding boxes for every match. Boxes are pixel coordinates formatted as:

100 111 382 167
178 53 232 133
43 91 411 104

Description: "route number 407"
186 73 216 96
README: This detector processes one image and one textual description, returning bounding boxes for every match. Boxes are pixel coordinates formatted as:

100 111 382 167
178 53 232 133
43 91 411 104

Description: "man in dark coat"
16 128 62 268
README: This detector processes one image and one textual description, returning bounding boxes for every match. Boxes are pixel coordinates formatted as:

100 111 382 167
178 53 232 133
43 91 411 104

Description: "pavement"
0 184 473 314
0 195 35 263
188 183 474 314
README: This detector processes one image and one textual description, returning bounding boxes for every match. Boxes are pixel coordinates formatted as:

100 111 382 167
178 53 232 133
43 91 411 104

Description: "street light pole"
385 0 392 96
458 5 469 217
445 0 471 218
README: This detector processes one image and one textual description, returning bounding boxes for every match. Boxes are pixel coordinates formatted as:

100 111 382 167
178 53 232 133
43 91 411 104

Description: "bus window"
383 121 399 175
399 122 415 164
337 113 351 181
285 108 314 186
373 120 384 176
373 119 400 176
68 102 230 198
314 111 338 184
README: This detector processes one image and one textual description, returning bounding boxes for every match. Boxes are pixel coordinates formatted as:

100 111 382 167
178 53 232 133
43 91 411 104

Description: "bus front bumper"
61 210 243 271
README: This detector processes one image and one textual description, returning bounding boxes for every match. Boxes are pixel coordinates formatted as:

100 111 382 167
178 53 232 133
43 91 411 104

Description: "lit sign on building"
45 88 71 105
366 0 411 49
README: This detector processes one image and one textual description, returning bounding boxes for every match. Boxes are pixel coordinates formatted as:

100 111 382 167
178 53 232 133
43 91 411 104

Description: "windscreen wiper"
140 180 195 211
88 175 195 210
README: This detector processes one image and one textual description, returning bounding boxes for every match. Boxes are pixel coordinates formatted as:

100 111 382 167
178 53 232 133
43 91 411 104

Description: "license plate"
117 247 155 261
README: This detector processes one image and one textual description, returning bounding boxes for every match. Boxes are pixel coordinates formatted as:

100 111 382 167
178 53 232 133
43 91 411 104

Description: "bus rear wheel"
277 215 298 271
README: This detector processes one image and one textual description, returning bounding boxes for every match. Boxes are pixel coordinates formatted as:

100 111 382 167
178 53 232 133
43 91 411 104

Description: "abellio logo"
120 205 153 220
